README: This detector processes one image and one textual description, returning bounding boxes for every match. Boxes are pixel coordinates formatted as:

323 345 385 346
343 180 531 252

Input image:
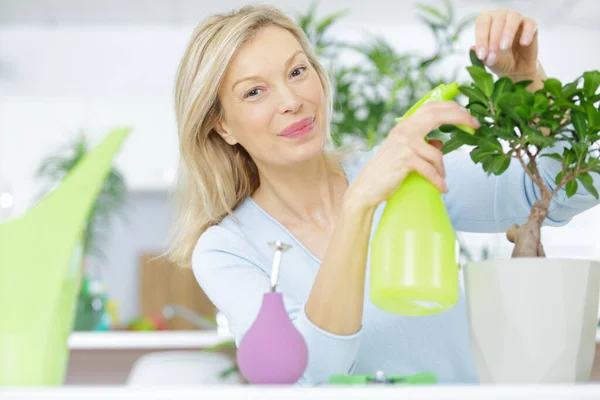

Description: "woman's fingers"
407 155 448 194
519 16 538 46
475 11 492 60
486 9 509 66
404 102 480 137
500 10 523 51
413 139 445 179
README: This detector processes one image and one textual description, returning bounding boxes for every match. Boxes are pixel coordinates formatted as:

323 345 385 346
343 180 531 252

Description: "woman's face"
216 25 327 168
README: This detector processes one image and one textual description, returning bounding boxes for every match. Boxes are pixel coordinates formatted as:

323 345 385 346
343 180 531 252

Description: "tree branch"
523 145 549 194
514 146 541 189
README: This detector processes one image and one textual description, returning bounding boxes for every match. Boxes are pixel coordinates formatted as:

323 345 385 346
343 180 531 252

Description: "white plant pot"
463 258 600 383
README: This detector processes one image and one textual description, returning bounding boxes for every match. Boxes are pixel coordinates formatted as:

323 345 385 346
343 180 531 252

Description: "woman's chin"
285 132 326 163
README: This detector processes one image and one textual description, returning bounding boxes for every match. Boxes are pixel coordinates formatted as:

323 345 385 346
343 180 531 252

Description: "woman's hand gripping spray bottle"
370 83 475 316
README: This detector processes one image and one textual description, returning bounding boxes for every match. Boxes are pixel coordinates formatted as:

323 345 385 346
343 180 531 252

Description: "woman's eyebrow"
231 50 305 91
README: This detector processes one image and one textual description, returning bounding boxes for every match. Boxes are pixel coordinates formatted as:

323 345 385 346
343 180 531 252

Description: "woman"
167 5 599 384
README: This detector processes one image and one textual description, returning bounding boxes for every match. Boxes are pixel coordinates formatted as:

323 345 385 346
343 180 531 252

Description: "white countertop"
68 330 233 350
69 328 600 350
2 385 600 399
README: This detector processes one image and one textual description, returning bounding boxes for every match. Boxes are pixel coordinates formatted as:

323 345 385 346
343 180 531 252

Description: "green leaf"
460 85 489 105
515 105 531 121
527 132 556 147
571 110 588 138
415 3 448 23
555 171 565 186
562 81 581 99
564 147 577 166
490 155 511 175
497 97 526 125
479 137 503 152
469 49 485 69
481 155 495 174
492 77 513 105
572 142 589 157
585 102 600 129
544 78 563 98
577 172 598 199
492 127 518 140
470 147 497 163
441 136 464 154
455 130 480 146
565 179 578 197
467 66 494 97
467 102 492 117
316 9 350 35
533 93 550 113
514 80 534 88
583 71 600 98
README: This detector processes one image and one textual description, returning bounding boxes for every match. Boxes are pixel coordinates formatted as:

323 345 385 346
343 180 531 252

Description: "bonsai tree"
442 50 600 258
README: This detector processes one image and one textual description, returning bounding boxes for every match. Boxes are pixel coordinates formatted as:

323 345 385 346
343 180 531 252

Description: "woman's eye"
291 66 307 78
244 88 261 99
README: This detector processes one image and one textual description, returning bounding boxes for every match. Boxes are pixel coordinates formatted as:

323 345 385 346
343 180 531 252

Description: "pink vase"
236 292 308 384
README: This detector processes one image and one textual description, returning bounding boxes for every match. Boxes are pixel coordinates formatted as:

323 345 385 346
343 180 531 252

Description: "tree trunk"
506 193 552 258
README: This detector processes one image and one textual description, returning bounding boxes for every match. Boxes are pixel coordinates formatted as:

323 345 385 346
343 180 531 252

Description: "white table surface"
68 328 600 350
68 330 233 350
2 385 600 400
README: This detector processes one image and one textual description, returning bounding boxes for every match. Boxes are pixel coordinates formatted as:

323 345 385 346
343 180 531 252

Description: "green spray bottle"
370 82 474 316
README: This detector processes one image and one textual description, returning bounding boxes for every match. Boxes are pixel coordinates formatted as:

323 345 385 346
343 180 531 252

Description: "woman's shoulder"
193 201 269 269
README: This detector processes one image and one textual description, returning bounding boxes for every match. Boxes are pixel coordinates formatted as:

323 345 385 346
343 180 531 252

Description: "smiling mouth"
279 117 315 139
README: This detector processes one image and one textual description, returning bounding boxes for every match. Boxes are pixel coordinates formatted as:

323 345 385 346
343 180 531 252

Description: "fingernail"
477 47 486 60
500 36 510 51
486 52 497 66
472 117 481 128
520 35 531 45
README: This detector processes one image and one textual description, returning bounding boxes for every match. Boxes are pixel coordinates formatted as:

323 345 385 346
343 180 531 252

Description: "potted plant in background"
36 132 128 331
298 0 475 148
441 50 600 382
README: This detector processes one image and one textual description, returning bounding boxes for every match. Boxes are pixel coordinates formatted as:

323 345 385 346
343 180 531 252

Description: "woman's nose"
278 86 301 114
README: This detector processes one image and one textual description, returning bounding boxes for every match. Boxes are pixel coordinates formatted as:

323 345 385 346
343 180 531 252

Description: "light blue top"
192 144 600 385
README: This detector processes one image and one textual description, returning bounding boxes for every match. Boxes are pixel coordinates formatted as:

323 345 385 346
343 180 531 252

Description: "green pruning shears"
329 371 437 385
396 82 476 135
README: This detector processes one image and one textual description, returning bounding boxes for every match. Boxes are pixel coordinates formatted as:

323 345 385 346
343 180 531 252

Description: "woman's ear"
214 121 239 146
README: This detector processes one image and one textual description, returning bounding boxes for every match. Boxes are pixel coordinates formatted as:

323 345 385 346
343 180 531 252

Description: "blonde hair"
166 4 342 268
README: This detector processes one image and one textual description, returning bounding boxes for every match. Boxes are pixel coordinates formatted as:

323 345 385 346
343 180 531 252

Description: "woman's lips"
279 116 315 138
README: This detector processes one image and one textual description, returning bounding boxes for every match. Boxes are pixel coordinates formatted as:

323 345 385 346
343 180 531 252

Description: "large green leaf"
577 171 599 199
544 78 563 98
441 136 465 154
571 110 588 138
565 179 578 197
469 49 485 69
489 155 511 175
585 102 600 130
533 93 550 113
492 77 513 105
467 66 494 97
460 85 489 105
562 81 581 100
583 71 600 98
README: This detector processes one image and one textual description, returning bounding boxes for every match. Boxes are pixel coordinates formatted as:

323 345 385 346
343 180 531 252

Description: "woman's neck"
252 154 348 229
